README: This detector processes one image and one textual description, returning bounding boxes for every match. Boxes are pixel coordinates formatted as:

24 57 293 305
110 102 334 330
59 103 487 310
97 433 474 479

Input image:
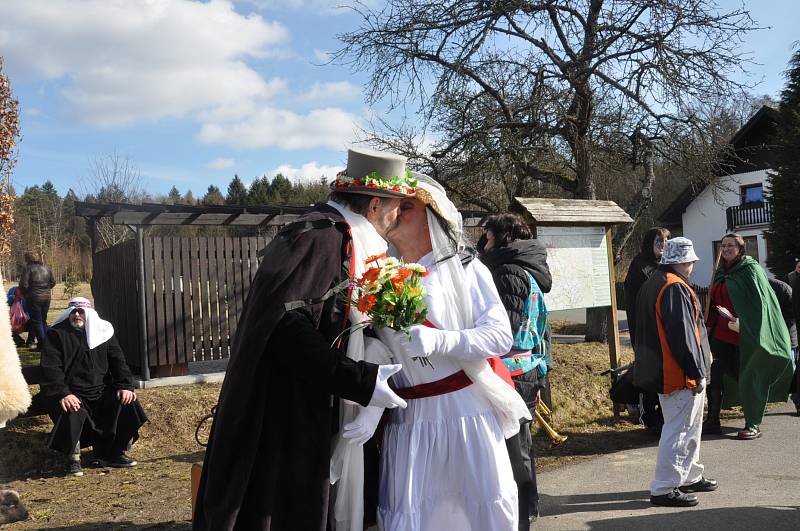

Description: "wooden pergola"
75 201 490 381
75 201 309 381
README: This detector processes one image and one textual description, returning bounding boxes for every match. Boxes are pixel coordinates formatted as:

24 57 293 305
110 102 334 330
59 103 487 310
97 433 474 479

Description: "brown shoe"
737 427 761 440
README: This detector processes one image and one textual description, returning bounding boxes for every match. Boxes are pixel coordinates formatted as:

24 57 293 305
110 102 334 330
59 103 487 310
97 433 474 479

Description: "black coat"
624 254 659 345
480 239 552 333
193 205 380 531
769 277 797 349
789 270 800 325
40 320 135 401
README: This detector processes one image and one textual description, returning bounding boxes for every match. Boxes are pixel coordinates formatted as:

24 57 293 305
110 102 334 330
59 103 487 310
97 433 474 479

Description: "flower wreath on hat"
333 168 418 195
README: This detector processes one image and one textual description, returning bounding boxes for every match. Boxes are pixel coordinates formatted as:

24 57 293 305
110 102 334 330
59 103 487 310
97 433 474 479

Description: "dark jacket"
19 263 55 301
40 320 134 401
789 270 800 324
624 254 659 345
769 277 797 349
193 204 380 531
633 266 712 394
480 239 552 333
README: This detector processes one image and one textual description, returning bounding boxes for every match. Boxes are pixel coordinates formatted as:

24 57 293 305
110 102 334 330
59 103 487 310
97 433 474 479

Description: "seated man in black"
40 297 148 476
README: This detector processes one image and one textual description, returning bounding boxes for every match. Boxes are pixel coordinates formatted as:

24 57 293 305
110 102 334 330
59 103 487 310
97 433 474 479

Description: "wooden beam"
606 225 622 420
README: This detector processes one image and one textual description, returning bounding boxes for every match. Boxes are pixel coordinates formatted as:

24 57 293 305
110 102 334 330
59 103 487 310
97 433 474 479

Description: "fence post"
136 226 150 382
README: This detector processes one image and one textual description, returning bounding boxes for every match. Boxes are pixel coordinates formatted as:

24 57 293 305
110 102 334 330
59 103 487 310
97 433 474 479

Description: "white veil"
419 175 531 438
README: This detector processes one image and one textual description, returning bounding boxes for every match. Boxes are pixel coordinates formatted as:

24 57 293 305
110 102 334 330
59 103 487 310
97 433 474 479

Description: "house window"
712 236 760 263
740 183 763 204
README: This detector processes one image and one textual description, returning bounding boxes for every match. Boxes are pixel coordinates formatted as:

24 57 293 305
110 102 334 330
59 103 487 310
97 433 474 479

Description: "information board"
537 226 612 311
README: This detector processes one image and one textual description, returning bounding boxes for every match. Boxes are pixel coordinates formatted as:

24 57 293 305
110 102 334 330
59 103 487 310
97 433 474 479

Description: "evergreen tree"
183 190 195 205
167 185 181 204
247 175 271 206
202 185 225 206
226 174 248 205
269 173 294 203
766 47 800 278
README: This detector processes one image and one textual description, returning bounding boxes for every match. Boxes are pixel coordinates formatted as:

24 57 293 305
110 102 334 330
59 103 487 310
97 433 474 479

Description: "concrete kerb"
133 371 225 389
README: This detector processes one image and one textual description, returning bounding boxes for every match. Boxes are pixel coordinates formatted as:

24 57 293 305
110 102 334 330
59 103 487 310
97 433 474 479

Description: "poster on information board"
536 226 612 311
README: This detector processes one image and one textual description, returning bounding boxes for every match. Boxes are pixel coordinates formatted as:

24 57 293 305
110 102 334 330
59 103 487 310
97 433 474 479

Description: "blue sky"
1 0 798 199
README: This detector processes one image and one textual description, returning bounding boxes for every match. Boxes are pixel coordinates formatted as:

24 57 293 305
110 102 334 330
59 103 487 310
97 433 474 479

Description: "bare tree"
81 151 147 250
337 0 759 340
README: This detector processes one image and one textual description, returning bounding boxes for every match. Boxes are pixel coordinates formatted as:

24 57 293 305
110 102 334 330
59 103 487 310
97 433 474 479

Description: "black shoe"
66 460 83 477
650 488 699 507
679 477 718 493
100 453 137 467
702 419 722 435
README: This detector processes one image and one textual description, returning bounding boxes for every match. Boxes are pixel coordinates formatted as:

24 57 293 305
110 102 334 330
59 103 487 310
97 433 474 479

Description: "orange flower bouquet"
354 255 428 331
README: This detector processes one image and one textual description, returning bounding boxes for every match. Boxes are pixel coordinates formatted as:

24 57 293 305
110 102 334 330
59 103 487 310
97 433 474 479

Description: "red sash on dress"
393 319 515 399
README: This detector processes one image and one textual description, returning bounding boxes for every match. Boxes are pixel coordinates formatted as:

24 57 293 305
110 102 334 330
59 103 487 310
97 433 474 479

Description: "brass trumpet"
534 401 568 448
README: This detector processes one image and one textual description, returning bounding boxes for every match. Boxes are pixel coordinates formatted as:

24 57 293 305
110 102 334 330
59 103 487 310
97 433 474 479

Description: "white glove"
376 325 461 359
727 318 740 333
342 405 385 445
367 364 407 409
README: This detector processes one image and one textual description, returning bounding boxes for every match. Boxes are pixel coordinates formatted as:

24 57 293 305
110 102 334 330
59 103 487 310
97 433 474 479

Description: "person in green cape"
704 233 794 440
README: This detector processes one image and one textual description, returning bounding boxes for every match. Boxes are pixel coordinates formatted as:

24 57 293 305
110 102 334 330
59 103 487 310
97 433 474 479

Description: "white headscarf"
326 200 389 531
52 297 115 349
416 174 531 438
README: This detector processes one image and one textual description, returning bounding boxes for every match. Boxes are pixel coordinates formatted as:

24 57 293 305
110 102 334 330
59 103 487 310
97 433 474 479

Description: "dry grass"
1 332 745 528
0 384 219 530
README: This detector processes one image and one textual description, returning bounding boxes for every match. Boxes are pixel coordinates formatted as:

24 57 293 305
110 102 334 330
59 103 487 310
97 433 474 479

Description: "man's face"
795 261 800 274
365 197 401 239
673 261 694 279
69 308 86 329
483 230 497 252
386 198 429 248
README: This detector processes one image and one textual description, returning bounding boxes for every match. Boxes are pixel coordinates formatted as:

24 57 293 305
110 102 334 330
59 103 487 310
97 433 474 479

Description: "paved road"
535 402 800 530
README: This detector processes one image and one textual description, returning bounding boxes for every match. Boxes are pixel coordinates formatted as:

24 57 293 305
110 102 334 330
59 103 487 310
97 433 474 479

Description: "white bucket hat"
660 237 700 265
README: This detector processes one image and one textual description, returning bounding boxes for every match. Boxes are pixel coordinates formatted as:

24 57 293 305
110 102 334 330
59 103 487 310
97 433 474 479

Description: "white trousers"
650 388 705 496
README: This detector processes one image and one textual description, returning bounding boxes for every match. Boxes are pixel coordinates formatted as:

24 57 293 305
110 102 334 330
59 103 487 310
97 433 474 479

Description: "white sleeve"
444 259 513 361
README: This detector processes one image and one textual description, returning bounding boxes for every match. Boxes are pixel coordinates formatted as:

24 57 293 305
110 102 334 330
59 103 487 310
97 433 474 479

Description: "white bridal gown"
377 252 518 531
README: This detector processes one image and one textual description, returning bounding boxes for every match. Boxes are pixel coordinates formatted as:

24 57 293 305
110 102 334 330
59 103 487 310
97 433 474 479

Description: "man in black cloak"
193 148 415 531
40 297 148 477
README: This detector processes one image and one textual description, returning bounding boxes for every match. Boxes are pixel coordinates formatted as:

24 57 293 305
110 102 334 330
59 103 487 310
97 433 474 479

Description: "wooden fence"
92 235 270 377
614 281 709 313
92 239 141 371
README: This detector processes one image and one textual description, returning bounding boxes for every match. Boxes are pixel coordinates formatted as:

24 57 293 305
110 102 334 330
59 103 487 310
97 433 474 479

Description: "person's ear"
367 197 382 216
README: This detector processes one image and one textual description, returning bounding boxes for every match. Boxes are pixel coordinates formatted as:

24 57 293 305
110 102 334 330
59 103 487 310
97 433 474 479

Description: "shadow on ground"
584 505 800 530
541 490 652 516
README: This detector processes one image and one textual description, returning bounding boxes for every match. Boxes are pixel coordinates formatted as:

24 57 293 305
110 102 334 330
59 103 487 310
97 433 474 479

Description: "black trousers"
27 297 50 347
708 338 740 396
507 368 544 530
46 389 148 458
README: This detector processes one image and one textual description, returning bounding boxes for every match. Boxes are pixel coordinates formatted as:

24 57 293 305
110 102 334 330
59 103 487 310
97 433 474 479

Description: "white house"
659 106 777 287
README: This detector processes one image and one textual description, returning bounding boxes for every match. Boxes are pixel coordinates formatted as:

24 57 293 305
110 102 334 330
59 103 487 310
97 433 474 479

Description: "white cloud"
0 0 290 127
269 161 343 183
236 0 366 15
299 81 360 103
197 106 360 150
208 157 235 170
313 49 333 64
